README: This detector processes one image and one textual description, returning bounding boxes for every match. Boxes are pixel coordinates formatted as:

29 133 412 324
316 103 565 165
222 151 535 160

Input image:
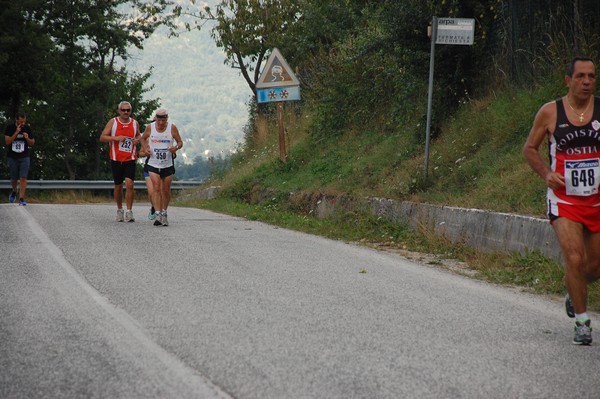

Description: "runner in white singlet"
140 108 183 226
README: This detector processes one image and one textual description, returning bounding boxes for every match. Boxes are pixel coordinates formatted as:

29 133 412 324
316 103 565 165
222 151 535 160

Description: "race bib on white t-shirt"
153 148 170 167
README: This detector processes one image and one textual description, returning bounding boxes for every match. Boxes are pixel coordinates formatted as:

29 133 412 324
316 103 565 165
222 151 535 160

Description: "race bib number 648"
565 158 600 196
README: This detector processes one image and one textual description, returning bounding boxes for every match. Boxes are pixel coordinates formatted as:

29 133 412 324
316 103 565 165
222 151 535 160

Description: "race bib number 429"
565 158 600 196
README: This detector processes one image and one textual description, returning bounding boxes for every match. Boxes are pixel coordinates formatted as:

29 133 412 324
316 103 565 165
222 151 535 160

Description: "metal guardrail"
0 180 203 190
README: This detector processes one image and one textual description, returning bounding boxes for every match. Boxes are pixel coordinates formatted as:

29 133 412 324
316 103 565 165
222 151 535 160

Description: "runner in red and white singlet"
100 101 141 222
547 96 600 228
524 57 600 345
109 115 139 162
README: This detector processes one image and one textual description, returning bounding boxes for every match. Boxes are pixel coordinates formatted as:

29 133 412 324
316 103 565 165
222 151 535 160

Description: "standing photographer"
5 112 35 205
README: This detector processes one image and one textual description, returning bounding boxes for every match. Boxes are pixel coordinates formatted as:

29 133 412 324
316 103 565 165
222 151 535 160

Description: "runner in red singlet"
99 101 141 222
524 57 600 345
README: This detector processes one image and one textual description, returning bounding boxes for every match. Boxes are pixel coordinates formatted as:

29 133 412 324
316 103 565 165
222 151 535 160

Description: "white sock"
575 312 589 321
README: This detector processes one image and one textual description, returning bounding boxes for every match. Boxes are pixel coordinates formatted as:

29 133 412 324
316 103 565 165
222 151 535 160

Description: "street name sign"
435 18 475 45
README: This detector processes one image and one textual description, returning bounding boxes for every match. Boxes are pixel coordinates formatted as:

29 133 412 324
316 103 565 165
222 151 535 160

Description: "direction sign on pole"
435 18 475 45
424 17 475 180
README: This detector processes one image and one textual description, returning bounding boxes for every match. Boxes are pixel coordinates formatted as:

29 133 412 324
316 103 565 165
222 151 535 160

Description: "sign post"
277 102 286 162
256 48 301 163
424 17 475 180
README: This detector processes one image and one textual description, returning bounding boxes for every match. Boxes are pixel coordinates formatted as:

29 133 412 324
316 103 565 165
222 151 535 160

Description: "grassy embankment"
179 80 600 311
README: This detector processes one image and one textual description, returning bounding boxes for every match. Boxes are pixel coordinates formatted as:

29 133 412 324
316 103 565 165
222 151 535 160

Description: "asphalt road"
1 203 599 399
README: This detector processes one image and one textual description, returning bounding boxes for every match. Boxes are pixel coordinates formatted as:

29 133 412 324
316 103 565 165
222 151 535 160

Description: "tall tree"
0 0 53 118
1 0 175 179
41 0 169 179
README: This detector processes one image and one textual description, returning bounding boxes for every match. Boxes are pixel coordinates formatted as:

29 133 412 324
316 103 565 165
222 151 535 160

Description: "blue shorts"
8 157 30 179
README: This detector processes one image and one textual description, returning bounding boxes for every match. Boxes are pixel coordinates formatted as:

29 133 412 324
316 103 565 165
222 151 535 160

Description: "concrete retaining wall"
365 198 561 261
182 187 562 261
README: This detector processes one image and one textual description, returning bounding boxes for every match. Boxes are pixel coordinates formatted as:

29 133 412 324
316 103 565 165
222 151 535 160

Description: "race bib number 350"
153 148 170 167
565 158 600 196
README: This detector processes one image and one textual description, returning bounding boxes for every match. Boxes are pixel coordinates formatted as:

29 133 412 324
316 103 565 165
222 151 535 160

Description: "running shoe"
573 318 592 345
153 214 162 226
9 191 16 203
161 213 168 226
18 198 27 206
116 209 124 222
125 210 135 222
565 294 575 318
148 207 156 220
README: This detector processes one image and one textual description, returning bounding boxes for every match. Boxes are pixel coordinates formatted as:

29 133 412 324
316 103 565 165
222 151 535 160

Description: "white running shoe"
125 210 135 222
116 209 124 222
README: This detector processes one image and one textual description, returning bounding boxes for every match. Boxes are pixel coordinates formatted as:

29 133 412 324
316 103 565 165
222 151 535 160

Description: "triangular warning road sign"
256 48 300 89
